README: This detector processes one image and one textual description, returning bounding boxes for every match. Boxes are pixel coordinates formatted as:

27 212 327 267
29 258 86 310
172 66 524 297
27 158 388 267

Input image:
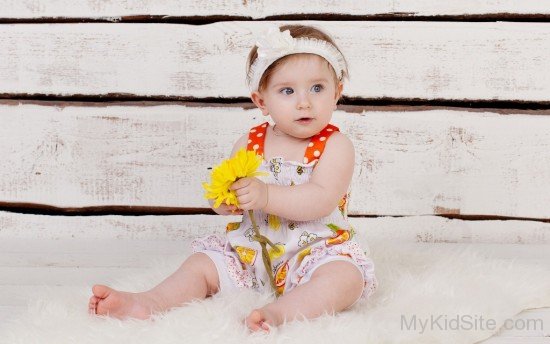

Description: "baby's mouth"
296 117 314 123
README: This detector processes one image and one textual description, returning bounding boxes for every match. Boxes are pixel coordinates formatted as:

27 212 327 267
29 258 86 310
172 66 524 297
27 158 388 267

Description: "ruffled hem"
191 234 257 290
290 241 378 299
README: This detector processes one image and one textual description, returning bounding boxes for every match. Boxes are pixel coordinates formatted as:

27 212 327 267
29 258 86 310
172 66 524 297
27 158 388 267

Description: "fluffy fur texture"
2 238 550 344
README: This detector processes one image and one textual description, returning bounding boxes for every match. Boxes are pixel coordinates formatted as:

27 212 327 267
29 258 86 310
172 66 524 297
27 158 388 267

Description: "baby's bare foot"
88 284 161 320
245 307 281 332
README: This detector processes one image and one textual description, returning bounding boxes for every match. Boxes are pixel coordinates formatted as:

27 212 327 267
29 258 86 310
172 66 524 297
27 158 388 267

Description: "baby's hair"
246 24 350 93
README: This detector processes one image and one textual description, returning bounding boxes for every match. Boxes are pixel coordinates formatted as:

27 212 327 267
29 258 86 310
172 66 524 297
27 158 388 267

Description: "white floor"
0 238 548 343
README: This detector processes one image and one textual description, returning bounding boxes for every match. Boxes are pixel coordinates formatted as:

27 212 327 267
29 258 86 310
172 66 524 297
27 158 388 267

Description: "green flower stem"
248 209 280 296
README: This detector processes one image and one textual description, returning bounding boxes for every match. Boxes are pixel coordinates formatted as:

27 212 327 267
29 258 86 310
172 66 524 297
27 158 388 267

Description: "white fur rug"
2 238 550 344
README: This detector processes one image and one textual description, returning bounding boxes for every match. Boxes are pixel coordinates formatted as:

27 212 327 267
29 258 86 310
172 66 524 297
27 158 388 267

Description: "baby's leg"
245 260 364 331
89 252 219 319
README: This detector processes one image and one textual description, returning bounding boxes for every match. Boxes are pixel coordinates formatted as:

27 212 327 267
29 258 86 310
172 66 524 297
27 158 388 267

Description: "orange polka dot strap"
303 124 340 164
246 121 269 156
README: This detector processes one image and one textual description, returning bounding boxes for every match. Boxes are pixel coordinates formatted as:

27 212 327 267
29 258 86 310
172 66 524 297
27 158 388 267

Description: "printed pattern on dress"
193 121 377 300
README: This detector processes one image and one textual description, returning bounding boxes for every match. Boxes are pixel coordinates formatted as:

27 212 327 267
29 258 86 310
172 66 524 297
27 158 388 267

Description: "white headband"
247 25 346 92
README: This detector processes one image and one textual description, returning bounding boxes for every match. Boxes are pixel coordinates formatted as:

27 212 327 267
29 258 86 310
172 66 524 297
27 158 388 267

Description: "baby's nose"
297 93 311 109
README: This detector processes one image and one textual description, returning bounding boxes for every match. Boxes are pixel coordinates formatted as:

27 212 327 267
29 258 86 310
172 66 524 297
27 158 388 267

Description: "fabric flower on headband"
255 26 295 60
248 25 347 92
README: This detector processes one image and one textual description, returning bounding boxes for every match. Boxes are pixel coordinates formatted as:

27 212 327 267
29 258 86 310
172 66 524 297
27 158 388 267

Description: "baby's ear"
250 91 269 116
333 84 343 109
335 82 344 100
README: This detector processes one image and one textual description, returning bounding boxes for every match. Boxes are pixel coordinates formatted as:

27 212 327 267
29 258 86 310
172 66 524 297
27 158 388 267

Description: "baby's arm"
232 132 354 221
263 132 355 221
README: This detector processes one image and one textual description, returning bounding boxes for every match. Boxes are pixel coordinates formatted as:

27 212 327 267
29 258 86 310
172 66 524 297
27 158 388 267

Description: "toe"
247 322 261 332
92 284 112 299
246 309 268 332
260 321 270 332
89 306 96 315
88 298 98 315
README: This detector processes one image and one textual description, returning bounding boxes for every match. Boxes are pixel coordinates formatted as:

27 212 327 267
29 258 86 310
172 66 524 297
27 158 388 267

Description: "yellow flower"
203 148 268 208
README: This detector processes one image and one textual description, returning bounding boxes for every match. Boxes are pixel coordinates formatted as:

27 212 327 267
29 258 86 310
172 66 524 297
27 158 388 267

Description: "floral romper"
192 121 378 300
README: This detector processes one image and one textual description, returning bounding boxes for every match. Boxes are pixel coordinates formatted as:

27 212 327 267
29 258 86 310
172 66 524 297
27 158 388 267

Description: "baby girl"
89 24 377 332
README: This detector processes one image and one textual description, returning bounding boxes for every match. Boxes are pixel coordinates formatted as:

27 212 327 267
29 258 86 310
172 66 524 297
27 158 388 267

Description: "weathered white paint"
0 250 184 268
1 211 549 245
0 102 549 218
1 242 549 283
0 0 549 19
1 22 549 101
0 305 23 323
0 266 149 286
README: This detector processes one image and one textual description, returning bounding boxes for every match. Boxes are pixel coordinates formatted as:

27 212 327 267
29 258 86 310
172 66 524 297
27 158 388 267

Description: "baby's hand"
213 203 244 216
230 177 268 211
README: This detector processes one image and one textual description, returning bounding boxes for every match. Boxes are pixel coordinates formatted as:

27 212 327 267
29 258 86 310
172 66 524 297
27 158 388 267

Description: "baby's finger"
229 180 241 190
237 193 253 205
231 177 250 190
234 188 250 197
237 201 251 211
229 205 242 213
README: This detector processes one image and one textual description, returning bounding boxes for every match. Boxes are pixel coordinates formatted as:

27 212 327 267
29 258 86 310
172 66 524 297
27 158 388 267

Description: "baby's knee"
185 252 221 295
333 261 364 308
315 260 364 299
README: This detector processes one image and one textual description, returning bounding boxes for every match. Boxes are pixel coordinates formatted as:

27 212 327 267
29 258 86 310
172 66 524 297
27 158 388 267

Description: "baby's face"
254 54 342 139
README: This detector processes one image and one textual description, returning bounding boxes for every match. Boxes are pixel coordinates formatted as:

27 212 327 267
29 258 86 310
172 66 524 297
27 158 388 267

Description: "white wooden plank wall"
0 101 549 218
1 1 549 19
0 2 549 342
1 22 549 101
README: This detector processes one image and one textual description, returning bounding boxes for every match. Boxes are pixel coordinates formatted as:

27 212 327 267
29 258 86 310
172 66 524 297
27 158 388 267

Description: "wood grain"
1 102 549 218
1 211 549 245
0 22 549 102
0 0 549 19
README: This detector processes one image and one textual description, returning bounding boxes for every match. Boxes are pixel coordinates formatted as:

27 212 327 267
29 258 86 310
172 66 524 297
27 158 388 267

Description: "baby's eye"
312 84 324 92
280 87 293 95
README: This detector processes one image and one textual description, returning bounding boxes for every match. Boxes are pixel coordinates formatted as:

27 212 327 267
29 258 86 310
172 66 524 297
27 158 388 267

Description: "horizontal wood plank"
0 243 549 293
0 305 24 324
2 240 549 272
0 267 148 287
0 1 549 19
0 22 549 101
1 102 549 218
1 212 549 245
1 235 549 286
